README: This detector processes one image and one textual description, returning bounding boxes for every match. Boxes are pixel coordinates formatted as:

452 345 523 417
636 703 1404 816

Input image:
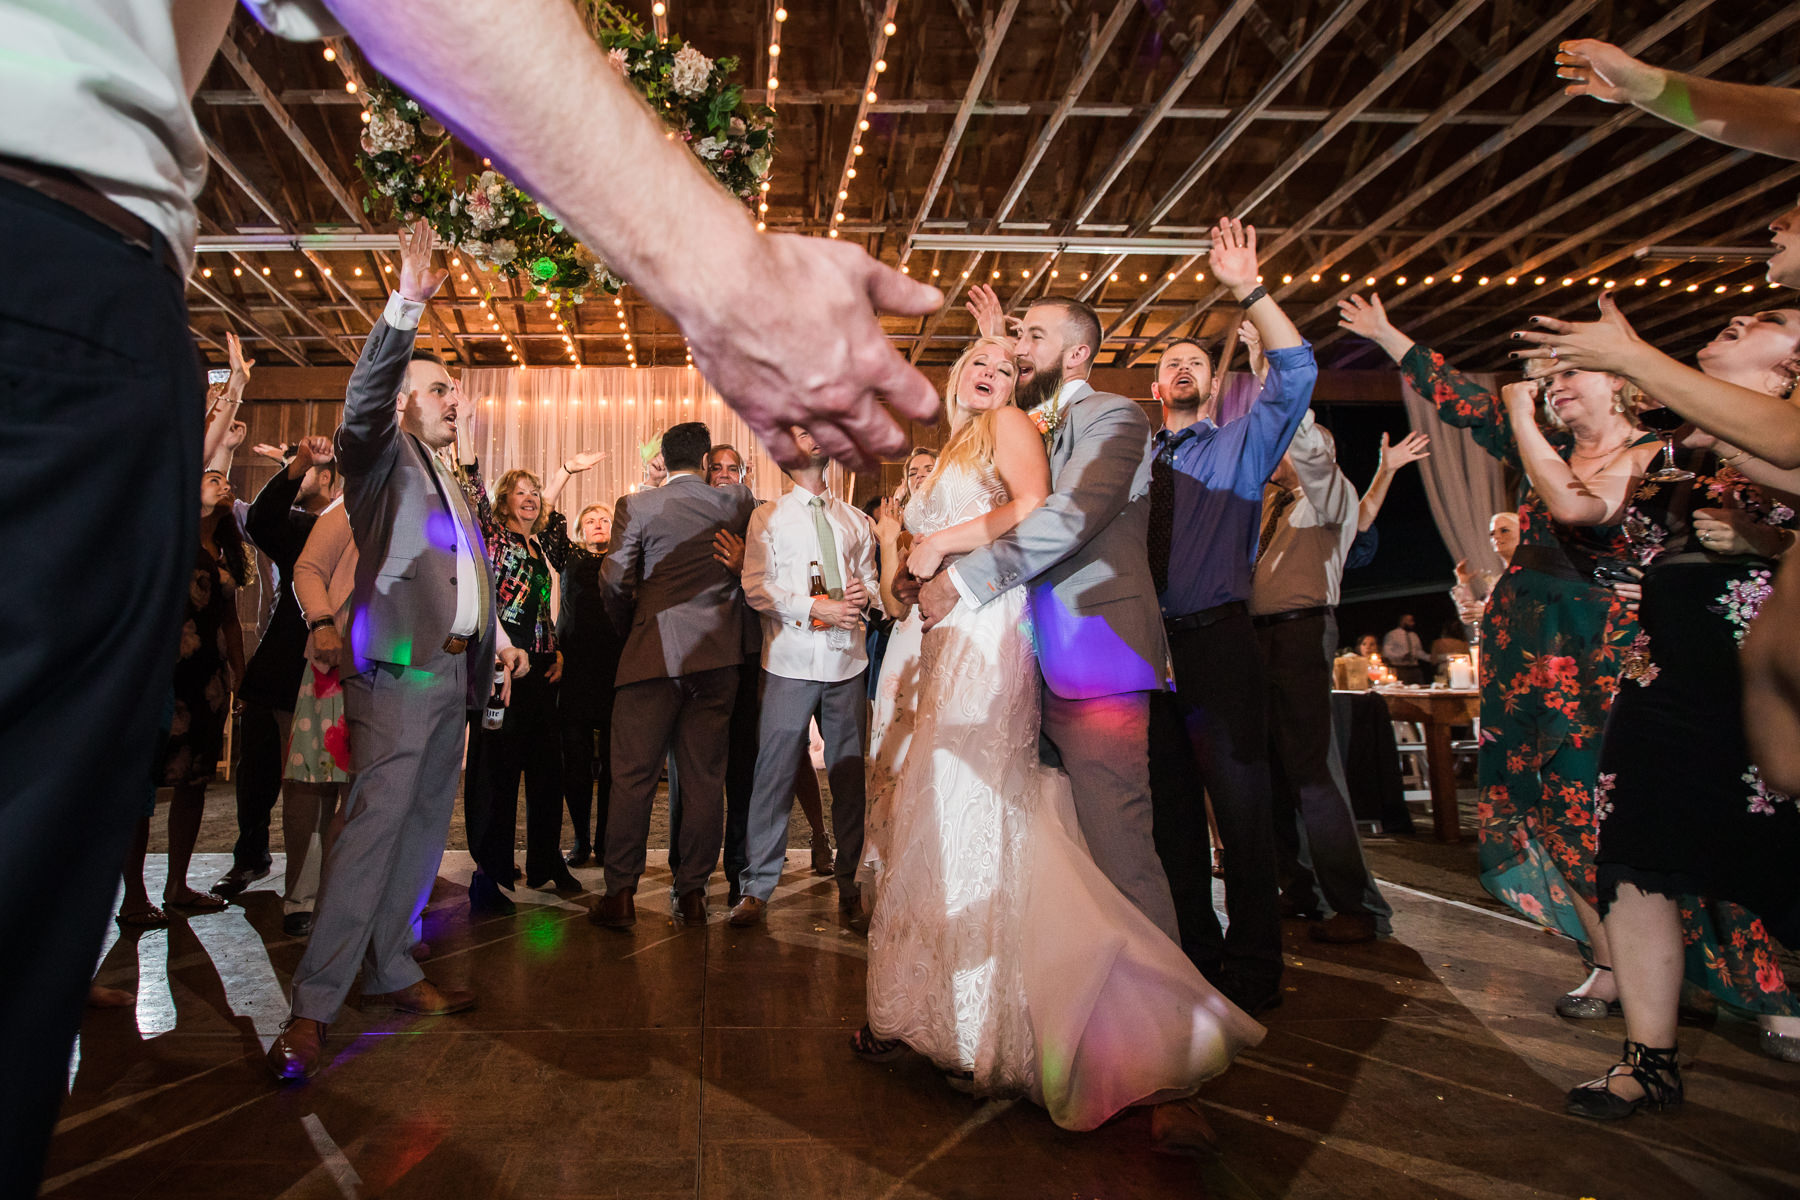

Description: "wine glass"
1636 405 1694 483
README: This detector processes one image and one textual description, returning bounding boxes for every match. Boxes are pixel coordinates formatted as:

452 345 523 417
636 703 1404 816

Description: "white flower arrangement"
669 45 713 97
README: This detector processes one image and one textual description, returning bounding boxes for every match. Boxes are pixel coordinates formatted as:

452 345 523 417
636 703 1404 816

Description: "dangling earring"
1611 388 1630 414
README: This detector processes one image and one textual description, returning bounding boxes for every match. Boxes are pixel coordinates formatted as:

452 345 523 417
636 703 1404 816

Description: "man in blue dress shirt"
1145 217 1317 1016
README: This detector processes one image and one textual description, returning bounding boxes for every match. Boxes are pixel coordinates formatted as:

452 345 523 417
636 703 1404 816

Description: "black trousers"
1259 613 1391 927
559 688 615 856
0 181 200 1185
464 666 564 882
1148 612 1283 992
231 700 289 871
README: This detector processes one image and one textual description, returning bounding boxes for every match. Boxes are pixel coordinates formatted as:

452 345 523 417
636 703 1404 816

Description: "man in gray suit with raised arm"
915 296 1179 942
267 223 527 1082
591 421 756 928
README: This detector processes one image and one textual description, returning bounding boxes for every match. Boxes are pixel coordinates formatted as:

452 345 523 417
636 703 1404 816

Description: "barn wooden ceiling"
190 0 1799 377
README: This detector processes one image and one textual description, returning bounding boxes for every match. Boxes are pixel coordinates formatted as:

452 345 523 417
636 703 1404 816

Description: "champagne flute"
1636 404 1695 483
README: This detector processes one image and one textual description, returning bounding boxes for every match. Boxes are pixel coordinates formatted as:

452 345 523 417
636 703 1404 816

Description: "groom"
916 298 1179 940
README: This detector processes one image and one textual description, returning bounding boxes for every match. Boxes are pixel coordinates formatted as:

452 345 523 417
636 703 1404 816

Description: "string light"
1660 278 1672 287
1450 274 1463 283
833 7 896 248
201 267 212 278
323 47 336 62
1477 276 1488 285
1422 276 1434 285
1311 273 1321 282
1339 273 1351 282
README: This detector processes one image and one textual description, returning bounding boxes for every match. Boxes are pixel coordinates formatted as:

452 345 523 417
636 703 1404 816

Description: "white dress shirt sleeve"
384 292 426 331
944 564 980 608
743 503 813 628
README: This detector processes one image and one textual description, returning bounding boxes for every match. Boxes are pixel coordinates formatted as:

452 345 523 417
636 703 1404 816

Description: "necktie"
808 495 844 597
1147 442 1175 595
1258 486 1296 561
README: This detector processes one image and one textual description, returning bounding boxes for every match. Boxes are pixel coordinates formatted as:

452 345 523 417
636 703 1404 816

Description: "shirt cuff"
946 565 980 608
384 292 426 331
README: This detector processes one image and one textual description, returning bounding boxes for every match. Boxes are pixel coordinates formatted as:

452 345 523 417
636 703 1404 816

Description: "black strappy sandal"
850 1024 907 1062
1555 962 1623 1020
1566 1039 1683 1120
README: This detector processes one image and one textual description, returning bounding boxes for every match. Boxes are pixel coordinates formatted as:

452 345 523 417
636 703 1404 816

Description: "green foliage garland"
355 1 774 308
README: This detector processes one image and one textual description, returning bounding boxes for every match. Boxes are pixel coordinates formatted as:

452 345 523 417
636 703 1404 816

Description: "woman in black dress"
119 470 248 925
1545 308 1800 1119
558 502 624 867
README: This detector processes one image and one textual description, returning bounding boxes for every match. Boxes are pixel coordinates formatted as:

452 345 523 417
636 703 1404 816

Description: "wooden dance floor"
48 851 1800 1199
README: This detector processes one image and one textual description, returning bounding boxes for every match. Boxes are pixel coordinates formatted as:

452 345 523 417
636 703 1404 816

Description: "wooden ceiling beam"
216 37 370 232
896 0 1023 266
1291 18 1800 339
1098 0 1488 341
1123 0 1703 367
904 0 1137 363
189 275 310 366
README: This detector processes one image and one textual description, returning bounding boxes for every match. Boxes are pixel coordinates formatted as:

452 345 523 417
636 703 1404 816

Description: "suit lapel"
1051 380 1094 471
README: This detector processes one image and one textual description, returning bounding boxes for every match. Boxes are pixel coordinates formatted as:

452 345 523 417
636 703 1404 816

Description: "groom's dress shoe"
590 886 637 928
1307 912 1378 944
1151 1098 1220 1157
361 979 476 1015
468 871 516 918
213 861 271 898
675 889 708 925
727 896 766 927
266 1018 328 1082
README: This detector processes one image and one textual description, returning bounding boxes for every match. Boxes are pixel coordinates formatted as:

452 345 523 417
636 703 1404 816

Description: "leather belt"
1251 604 1333 628
443 635 470 655
1164 599 1248 634
0 154 182 276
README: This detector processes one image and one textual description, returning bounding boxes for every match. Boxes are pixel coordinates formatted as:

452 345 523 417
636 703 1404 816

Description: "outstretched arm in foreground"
315 0 944 469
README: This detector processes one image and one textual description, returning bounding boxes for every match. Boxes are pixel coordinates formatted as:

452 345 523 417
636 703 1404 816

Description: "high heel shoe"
1555 963 1622 1020
1566 1040 1682 1120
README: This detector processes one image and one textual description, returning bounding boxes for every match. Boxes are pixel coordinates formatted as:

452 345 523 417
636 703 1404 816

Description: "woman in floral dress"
1340 294 1659 1014
1520 307 1800 1119
1338 297 1798 1035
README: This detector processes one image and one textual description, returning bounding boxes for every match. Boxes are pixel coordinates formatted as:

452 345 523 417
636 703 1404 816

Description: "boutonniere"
1029 401 1065 448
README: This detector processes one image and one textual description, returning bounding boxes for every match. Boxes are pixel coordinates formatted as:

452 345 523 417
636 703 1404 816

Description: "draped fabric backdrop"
460 367 850 517
1399 372 1510 578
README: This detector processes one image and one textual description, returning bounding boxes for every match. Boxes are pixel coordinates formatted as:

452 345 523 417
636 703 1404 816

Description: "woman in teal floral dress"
1338 295 1796 1027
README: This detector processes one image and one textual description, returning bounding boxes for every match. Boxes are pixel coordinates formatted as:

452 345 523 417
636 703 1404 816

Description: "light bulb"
201 267 212 278
852 144 864 156
768 76 779 89
776 7 788 20
769 43 780 56
651 2 665 14
866 90 877 103
858 119 869 131
323 47 336 61
884 21 896 35
1394 276 1406 286
875 60 887 72
344 81 357 94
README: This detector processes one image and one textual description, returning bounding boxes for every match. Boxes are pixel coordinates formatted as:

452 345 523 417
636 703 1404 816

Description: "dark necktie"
1148 441 1175 595
1258 486 1296 562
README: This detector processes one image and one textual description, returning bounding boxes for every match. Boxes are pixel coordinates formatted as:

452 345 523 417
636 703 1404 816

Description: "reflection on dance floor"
49 852 1800 1199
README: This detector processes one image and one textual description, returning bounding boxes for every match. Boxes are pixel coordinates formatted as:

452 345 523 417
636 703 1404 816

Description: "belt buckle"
443 635 469 655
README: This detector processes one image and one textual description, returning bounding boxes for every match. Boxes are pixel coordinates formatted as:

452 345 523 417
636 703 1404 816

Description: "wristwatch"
308 615 336 632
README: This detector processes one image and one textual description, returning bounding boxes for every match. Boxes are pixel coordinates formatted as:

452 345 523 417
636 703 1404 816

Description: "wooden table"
1374 686 1481 842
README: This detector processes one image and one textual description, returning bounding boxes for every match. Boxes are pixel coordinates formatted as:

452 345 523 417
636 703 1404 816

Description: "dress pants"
1259 612 1392 931
605 666 738 896
465 663 564 882
739 671 867 903
667 661 759 894
1149 612 1284 993
231 701 292 872
0 180 199 1185
559 689 615 856
1040 688 1181 942
291 652 467 1022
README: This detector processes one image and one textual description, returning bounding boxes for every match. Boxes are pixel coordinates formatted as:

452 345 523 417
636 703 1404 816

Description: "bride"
855 336 1265 1132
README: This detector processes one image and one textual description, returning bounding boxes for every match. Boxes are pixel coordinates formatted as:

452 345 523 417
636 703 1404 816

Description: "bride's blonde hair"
921 337 1016 497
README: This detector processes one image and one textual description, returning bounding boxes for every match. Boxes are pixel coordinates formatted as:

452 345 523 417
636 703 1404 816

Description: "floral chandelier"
355 0 774 308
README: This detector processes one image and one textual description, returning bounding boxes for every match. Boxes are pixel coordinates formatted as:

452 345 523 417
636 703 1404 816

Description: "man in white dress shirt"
731 429 879 927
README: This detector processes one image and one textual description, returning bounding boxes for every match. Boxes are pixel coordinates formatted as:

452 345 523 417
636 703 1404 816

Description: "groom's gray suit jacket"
952 380 1173 699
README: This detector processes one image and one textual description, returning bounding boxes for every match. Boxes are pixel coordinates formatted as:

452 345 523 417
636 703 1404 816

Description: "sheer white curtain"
459 366 849 514
1400 372 1511 578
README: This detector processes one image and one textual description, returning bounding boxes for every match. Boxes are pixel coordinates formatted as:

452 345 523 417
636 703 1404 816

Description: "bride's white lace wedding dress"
864 457 1265 1131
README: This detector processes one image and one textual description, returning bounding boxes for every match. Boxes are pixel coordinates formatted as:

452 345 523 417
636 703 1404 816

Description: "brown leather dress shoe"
361 978 476 1015
1308 912 1379 944
589 886 636 929
675 889 707 925
267 1017 328 1082
727 896 766 927
1151 1097 1220 1157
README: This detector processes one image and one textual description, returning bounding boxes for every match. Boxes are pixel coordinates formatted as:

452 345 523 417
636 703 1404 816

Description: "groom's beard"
1016 359 1064 412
